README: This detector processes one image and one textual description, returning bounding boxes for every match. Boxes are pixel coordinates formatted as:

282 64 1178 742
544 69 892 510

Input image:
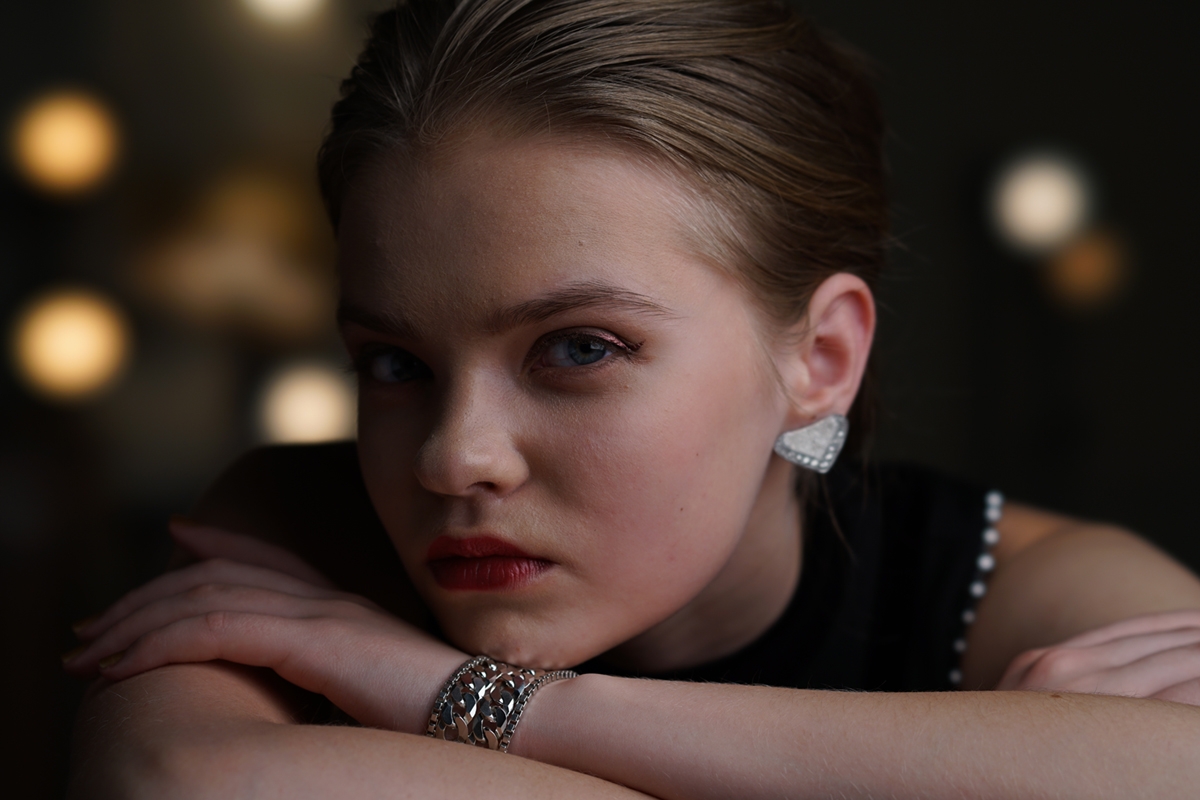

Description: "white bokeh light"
258 362 356 444
10 289 131 400
243 0 324 24
992 153 1091 254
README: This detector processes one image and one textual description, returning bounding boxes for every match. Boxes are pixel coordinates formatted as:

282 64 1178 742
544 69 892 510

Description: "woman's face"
337 131 799 669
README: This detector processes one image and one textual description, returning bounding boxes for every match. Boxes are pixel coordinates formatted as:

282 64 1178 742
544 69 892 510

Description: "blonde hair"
319 0 887 443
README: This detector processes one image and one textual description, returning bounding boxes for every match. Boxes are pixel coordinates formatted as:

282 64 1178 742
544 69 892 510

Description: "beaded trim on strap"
948 490 1003 687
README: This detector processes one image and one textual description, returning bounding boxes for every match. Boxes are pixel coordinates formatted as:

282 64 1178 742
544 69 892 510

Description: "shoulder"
992 502 1200 616
962 501 1200 688
836 463 1200 689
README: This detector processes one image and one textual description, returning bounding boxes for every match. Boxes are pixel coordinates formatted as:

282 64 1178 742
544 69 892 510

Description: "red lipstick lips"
426 535 552 591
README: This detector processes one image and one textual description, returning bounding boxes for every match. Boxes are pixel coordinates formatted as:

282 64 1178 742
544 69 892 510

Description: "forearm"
67 663 651 800
516 674 1200 800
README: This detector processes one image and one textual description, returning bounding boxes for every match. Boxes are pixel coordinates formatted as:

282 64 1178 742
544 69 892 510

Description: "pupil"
569 339 607 365
373 351 421 382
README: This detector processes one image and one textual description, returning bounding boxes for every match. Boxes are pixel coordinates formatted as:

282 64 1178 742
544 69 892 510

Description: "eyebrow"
337 280 677 341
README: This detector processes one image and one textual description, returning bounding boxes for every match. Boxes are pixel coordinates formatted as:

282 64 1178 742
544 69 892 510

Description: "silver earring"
773 414 848 474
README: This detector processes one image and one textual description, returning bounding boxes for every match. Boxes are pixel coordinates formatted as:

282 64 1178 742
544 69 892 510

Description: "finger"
999 616 1200 690
97 611 373 707
74 559 336 643
1151 677 1200 707
1081 628 1200 671
65 584 357 675
996 647 1049 690
1007 628 1200 691
169 519 336 589
1017 628 1200 689
1051 610 1200 649
96 611 319 687
1067 642 1200 698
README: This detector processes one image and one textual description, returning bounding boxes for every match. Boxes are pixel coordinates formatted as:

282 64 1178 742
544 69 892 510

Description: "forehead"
335 133 725 329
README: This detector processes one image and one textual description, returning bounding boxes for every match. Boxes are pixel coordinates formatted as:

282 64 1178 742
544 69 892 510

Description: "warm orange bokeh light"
132 169 335 344
11 289 131 400
1046 230 1127 310
11 91 120 195
244 0 324 24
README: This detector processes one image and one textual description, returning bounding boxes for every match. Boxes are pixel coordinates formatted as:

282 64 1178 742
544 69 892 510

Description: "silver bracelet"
426 655 577 752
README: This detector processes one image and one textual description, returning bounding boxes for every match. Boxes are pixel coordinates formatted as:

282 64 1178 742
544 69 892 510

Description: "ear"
775 273 876 430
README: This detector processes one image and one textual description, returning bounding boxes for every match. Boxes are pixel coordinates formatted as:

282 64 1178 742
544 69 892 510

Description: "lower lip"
428 556 552 591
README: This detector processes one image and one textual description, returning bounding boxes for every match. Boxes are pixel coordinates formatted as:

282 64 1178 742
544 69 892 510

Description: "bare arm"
68 663 651 800
965 503 1200 689
506 509 1200 800
68 448 1200 798
67 446 653 799
515 675 1200 800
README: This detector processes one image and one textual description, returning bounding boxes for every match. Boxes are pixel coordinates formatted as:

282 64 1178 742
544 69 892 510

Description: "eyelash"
349 330 642 386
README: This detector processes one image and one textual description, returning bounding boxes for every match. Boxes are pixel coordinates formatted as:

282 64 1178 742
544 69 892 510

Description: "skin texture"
65 133 1200 799
338 132 872 672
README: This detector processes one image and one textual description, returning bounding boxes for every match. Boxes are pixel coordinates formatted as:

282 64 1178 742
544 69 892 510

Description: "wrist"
423 655 579 752
404 647 471 736
505 670 603 762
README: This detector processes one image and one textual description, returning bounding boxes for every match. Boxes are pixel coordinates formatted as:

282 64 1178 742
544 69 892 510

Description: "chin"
441 613 613 670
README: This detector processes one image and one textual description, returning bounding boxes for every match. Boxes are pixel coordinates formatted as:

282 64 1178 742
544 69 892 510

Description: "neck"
601 458 803 674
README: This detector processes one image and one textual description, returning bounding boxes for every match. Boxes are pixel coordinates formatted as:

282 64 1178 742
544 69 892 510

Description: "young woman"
65 1 1200 797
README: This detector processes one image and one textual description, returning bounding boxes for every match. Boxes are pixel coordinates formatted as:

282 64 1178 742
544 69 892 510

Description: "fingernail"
71 613 100 634
61 645 86 664
98 651 125 669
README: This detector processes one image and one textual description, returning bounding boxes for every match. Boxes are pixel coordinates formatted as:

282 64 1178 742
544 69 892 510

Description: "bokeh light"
992 153 1091 254
132 169 335 345
10 289 131 401
10 91 119 195
1045 229 1128 310
244 0 324 24
258 362 356 443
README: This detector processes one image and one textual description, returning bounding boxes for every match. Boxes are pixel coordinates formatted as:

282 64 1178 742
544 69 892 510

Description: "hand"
64 519 467 734
996 610 1200 706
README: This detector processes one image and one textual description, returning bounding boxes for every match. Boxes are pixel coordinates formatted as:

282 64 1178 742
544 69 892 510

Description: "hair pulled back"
319 0 887 444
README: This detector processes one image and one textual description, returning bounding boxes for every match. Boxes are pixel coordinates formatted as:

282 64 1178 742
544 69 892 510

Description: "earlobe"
778 273 875 429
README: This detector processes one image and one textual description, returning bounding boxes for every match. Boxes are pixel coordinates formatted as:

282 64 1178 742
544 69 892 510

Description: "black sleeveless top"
578 463 1000 691
196 444 999 693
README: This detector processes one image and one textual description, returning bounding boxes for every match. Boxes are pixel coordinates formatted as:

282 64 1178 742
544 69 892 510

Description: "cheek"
351 339 783 665
540 356 778 611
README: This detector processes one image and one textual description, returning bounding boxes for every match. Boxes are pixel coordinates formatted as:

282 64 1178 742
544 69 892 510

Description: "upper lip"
425 534 540 561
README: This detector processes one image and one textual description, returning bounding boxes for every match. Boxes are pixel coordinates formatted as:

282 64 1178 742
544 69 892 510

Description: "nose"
413 372 529 498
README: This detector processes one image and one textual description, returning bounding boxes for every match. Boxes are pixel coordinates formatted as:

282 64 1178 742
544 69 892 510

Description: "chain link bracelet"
426 655 577 752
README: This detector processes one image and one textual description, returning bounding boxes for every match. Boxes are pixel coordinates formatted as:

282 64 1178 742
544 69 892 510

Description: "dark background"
2 1 1197 797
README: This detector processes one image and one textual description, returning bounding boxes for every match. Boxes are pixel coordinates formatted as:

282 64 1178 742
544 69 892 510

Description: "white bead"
983 528 1000 547
954 638 968 653
977 553 995 572
970 580 987 598
949 669 963 685
985 506 1002 523
986 490 1004 507
962 609 976 624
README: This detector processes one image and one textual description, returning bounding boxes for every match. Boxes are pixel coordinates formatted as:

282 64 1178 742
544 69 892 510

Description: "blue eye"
362 349 430 384
542 335 617 368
